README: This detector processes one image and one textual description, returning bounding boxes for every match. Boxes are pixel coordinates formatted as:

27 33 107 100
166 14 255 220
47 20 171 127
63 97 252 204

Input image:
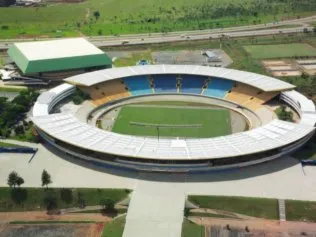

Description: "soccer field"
112 105 231 138
244 43 316 59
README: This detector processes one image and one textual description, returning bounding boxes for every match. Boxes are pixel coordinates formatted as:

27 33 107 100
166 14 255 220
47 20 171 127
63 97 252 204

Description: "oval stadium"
31 65 316 173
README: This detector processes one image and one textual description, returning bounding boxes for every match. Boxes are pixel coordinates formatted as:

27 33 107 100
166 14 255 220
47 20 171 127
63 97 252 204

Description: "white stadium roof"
12 38 104 60
64 65 295 92
32 113 314 160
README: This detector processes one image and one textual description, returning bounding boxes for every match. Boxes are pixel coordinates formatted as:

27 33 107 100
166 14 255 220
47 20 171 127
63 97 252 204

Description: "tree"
313 27 316 33
41 169 52 189
93 11 100 21
276 105 293 122
100 198 115 212
16 176 24 187
7 171 18 188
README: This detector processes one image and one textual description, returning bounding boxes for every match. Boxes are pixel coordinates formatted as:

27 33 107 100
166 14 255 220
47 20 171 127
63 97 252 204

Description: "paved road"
0 15 315 50
1 139 316 201
123 176 185 237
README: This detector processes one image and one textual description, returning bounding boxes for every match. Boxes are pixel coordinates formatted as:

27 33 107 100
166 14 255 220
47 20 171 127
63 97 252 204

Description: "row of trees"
7 169 52 189
0 89 39 138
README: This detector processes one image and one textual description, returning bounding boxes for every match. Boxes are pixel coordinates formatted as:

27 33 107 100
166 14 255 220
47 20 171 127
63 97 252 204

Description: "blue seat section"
204 78 233 98
153 74 177 93
123 76 152 96
180 75 206 94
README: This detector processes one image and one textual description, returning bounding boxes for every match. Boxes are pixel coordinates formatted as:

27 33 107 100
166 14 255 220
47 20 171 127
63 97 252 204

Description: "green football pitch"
112 105 231 138
244 43 316 59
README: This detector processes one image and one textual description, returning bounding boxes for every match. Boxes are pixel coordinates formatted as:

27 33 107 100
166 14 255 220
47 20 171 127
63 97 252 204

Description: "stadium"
31 65 316 173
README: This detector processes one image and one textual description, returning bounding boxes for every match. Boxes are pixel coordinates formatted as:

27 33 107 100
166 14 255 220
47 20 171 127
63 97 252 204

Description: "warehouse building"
7 38 112 79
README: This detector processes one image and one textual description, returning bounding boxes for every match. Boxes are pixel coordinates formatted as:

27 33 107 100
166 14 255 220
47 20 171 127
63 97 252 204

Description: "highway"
0 15 315 49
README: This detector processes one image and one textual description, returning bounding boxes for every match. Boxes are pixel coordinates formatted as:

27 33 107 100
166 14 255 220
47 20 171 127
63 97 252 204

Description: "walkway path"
123 174 186 237
278 199 286 221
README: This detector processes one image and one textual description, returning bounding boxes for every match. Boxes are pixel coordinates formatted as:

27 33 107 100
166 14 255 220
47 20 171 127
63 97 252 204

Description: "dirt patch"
266 65 294 71
262 60 287 66
0 211 111 222
271 71 302 77
0 223 103 237
190 217 316 237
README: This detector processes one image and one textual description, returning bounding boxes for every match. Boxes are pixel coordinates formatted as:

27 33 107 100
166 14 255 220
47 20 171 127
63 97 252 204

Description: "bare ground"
189 216 316 237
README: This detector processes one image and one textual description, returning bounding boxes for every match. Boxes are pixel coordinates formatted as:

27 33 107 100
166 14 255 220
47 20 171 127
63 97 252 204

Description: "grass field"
286 200 316 222
244 43 316 59
112 105 231 138
101 216 126 237
189 195 279 219
0 141 22 148
182 219 205 237
0 187 129 212
0 0 315 38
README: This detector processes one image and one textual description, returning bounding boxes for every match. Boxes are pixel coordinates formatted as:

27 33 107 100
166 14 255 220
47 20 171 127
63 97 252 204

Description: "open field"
101 216 125 237
286 200 316 222
244 43 316 59
0 0 315 38
0 187 129 212
112 105 231 138
188 196 279 219
0 141 22 147
182 219 205 237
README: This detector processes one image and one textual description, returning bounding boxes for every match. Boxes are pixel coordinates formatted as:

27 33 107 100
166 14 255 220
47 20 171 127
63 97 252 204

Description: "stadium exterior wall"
32 81 316 173
37 127 314 173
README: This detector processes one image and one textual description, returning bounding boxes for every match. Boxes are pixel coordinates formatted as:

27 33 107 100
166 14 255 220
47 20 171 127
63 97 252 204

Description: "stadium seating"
123 76 152 96
152 74 177 93
81 80 130 106
225 83 278 110
203 78 233 98
180 75 207 94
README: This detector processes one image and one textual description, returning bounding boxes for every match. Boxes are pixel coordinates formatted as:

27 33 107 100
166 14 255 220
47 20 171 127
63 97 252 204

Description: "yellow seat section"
79 80 131 106
225 83 278 110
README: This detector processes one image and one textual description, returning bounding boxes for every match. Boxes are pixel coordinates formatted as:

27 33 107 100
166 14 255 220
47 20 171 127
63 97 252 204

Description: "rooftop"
65 65 295 92
12 38 104 61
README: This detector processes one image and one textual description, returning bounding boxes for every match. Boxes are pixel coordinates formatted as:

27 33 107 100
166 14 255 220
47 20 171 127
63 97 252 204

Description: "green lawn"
244 43 316 59
102 216 126 237
112 105 231 138
0 141 21 148
0 0 315 38
0 187 129 212
0 87 28 92
286 200 316 222
182 219 205 237
189 195 279 219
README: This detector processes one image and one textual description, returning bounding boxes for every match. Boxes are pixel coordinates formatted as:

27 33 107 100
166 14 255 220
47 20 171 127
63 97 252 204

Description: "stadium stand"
180 75 207 94
123 76 152 96
153 74 177 93
81 80 130 106
203 78 233 98
225 83 278 110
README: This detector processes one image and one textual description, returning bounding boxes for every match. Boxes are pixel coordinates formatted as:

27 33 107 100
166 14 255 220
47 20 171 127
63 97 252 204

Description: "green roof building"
8 38 112 76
